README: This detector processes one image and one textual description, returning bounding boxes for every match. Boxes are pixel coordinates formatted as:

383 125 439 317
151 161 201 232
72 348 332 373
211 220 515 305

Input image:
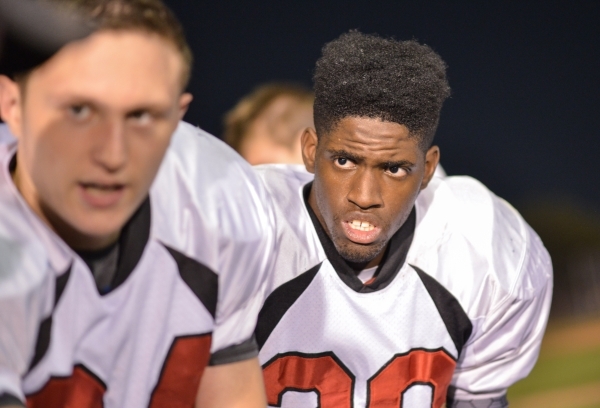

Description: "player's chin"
69 209 130 238
336 240 387 264
67 198 139 237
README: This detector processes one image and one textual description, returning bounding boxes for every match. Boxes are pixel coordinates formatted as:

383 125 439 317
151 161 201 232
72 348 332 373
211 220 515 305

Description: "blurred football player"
0 1 273 407
254 31 552 408
224 83 314 165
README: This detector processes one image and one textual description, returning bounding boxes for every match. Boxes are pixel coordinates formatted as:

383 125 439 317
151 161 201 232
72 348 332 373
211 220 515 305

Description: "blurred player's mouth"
79 182 126 208
341 217 382 245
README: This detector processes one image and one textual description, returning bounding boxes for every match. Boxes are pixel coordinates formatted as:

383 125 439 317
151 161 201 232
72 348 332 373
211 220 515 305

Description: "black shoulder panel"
255 263 322 349
412 265 473 356
27 265 72 373
163 245 218 319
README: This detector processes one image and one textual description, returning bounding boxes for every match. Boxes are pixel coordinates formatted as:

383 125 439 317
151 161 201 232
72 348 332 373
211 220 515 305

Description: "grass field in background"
508 315 600 408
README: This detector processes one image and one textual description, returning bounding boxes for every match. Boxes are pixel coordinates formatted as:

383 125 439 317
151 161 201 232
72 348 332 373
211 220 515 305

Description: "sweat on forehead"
312 31 450 150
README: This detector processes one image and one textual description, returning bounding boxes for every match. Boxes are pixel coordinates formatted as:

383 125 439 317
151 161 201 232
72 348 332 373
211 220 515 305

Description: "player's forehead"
26 29 184 108
320 116 421 162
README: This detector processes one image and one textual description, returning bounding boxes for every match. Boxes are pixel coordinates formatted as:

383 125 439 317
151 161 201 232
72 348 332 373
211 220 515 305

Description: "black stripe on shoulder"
27 265 72 373
411 265 473 355
163 245 218 319
255 263 322 349
0 392 24 407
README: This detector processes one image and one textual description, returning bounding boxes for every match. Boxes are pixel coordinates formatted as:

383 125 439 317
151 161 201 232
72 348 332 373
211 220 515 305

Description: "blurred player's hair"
224 82 313 153
313 31 450 150
30 0 192 88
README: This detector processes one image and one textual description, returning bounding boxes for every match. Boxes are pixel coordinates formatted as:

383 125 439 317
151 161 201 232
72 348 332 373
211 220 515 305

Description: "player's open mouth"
79 182 126 208
349 220 375 231
342 219 381 244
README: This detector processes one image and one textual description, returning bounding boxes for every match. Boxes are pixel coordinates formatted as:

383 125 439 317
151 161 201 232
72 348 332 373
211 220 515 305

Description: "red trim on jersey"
26 364 105 408
149 334 212 408
363 276 377 286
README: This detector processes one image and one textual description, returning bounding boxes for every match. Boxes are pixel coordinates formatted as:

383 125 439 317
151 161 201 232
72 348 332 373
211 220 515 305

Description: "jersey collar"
302 182 415 293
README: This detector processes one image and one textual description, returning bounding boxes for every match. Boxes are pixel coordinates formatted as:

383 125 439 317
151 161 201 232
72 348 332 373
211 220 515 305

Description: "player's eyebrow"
326 149 365 163
380 159 415 169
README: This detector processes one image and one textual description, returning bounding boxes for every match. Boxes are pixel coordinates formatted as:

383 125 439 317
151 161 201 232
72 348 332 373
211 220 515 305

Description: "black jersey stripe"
163 245 218 318
27 265 72 373
411 266 473 355
256 263 322 349
110 197 151 292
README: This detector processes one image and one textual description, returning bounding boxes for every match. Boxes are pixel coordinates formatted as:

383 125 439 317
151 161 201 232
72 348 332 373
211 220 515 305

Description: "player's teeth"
350 220 374 231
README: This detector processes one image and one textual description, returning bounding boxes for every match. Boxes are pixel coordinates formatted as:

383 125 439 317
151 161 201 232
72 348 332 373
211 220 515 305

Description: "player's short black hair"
313 31 450 150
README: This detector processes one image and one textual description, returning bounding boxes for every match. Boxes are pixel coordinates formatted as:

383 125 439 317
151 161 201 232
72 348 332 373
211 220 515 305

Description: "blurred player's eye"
68 104 91 121
128 110 152 126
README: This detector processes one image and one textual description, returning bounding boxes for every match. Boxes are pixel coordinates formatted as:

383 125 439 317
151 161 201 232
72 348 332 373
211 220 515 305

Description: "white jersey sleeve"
450 226 552 401
151 122 277 362
415 176 553 402
0 277 51 404
0 148 53 403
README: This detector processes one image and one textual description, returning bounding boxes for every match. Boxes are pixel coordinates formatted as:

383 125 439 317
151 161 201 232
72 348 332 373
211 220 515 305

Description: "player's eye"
385 166 408 178
68 104 91 121
334 157 355 169
128 110 152 126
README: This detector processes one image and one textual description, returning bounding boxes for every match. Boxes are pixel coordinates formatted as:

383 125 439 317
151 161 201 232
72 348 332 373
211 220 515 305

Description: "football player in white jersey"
254 31 553 408
0 1 272 407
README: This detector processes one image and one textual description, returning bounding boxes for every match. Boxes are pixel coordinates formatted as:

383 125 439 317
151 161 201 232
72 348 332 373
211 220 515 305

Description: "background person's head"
224 83 314 165
303 31 450 267
0 0 193 251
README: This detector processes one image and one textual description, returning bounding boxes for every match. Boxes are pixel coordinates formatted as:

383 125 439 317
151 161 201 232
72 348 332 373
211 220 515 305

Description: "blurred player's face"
303 117 439 267
0 30 192 250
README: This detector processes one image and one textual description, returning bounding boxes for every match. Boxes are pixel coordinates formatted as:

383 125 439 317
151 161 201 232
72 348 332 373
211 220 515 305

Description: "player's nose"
90 120 128 172
346 168 383 210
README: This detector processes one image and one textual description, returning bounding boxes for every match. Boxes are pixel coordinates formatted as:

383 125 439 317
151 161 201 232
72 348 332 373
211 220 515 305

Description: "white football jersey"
0 122 275 407
254 164 552 408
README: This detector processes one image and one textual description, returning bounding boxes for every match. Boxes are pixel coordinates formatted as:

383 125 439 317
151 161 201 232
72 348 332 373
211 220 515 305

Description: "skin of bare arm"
195 357 267 408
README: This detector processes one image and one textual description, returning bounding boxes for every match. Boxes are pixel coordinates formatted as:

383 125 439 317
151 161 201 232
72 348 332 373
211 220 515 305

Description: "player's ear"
0 75 24 140
176 92 193 120
301 127 318 174
420 145 440 190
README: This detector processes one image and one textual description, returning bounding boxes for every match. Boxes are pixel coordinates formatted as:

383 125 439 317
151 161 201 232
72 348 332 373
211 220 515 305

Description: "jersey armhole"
0 392 25 407
447 387 508 408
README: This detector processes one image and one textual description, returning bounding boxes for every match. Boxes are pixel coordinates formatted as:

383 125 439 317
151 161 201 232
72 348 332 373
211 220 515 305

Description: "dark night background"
166 0 600 317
